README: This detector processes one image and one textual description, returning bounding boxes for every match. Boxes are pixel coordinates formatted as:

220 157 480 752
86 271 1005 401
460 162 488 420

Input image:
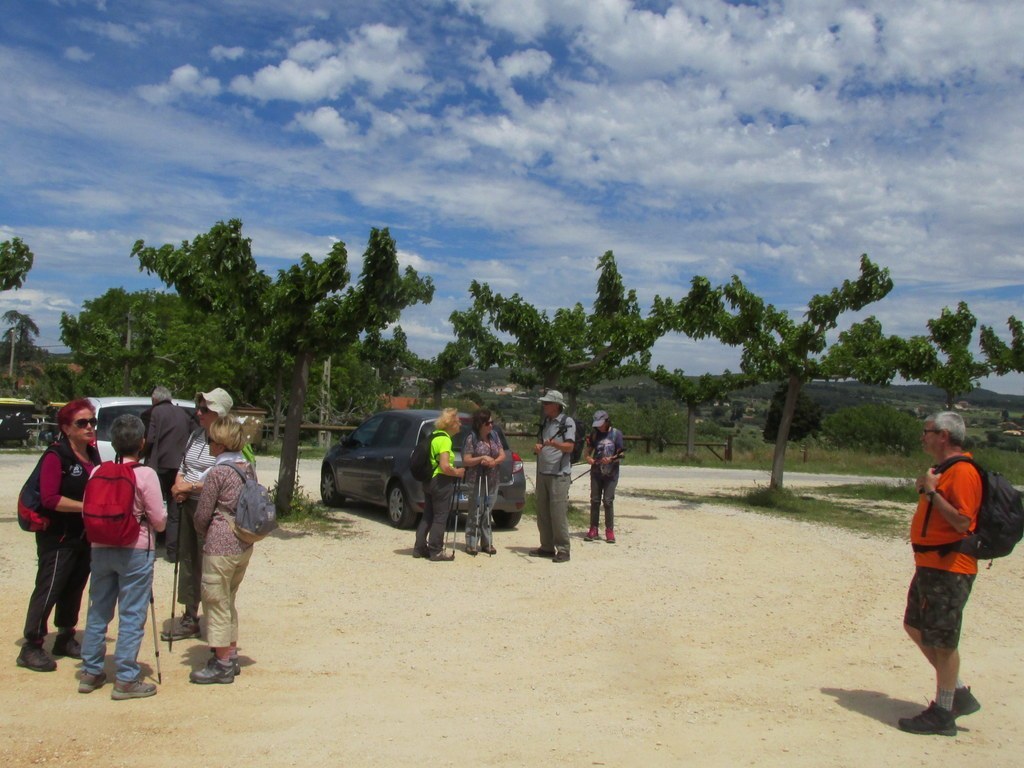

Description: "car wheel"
491 511 522 529
320 465 345 507
387 482 417 529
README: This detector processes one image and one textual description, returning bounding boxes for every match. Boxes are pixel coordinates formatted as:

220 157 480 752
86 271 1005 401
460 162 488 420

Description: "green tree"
980 316 1024 380
455 251 659 415
60 289 244 397
678 255 893 489
899 302 989 409
0 238 34 291
360 327 416 398
821 404 921 455
413 336 474 409
134 220 434 513
649 367 752 456
762 382 822 443
3 310 40 379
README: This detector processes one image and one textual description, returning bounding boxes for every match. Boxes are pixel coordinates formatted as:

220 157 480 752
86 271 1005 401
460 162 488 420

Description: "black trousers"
415 476 457 554
23 540 91 644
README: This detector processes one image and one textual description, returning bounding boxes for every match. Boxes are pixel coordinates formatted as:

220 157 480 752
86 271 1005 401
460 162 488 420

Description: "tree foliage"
898 302 989 408
980 316 1024 377
665 254 893 488
650 367 752 455
133 220 433 513
455 251 659 414
763 383 823 443
820 404 922 456
0 238 34 291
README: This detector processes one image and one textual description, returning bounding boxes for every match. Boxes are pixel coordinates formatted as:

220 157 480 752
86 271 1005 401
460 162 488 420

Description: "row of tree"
5 225 1024 505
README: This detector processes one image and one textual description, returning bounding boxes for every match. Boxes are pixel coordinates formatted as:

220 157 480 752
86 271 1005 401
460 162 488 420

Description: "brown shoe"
484 545 497 555
552 550 571 563
78 670 107 694
429 551 455 562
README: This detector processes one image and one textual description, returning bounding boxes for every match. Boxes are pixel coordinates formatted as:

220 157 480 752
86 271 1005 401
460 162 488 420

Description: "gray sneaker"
111 679 157 700
78 670 107 694
190 656 235 685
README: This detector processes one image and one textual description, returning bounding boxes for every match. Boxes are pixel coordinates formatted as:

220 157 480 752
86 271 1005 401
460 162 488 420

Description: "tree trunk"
7 330 14 378
433 381 443 409
686 404 697 457
273 367 284 440
769 374 802 490
276 350 313 515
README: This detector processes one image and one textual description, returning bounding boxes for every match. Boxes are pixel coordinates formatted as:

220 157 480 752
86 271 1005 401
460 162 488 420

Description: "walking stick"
149 589 162 684
484 473 494 556
168 496 184 651
445 478 461 558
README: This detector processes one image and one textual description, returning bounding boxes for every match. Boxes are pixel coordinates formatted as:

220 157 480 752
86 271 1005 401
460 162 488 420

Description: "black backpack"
914 456 1024 560
410 429 444 482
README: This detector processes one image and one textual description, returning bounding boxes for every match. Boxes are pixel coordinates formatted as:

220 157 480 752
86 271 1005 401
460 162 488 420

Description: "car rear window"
95 404 150 441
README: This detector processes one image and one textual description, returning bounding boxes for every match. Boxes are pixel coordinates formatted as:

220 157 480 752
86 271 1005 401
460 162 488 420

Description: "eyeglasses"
486 420 494 425
198 405 213 415
73 418 98 428
922 428 942 435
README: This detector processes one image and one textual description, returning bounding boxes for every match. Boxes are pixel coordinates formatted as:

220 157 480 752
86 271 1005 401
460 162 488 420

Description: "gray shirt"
538 414 575 476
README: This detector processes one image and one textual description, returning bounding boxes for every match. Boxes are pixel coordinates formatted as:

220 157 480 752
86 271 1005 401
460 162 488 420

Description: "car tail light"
512 452 523 474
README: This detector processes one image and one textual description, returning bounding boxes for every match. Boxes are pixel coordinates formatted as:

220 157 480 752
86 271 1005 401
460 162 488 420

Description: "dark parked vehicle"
320 409 526 529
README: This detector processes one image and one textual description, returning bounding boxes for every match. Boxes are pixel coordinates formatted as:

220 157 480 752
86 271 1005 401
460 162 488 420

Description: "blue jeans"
81 547 155 683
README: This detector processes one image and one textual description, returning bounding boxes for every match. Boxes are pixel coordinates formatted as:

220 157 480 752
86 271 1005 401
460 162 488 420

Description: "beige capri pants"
200 548 253 648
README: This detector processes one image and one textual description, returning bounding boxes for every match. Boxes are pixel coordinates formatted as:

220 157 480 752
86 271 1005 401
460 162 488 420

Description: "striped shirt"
178 428 215 499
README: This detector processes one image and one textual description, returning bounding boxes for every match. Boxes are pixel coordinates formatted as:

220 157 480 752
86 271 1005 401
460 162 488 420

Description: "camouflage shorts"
904 567 975 649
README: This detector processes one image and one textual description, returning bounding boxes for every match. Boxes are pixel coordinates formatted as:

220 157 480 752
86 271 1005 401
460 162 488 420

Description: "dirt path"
1 455 1022 767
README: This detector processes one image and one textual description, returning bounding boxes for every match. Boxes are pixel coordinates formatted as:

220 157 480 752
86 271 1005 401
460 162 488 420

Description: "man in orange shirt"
899 412 983 736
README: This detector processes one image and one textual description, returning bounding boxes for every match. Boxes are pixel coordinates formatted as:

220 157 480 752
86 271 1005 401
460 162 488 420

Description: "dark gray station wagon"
320 409 526 529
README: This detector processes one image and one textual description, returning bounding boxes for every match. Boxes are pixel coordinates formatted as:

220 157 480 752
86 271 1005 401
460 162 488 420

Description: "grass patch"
520 492 589 530
624 482 912 539
273 486 358 538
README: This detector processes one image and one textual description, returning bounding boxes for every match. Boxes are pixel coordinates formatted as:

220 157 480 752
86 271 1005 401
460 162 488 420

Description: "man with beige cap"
531 390 575 563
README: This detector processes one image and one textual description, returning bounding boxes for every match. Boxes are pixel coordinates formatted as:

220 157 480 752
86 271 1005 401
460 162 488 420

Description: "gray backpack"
225 464 278 544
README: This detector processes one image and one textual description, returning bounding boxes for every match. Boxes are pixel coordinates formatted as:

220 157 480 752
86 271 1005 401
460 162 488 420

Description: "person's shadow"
820 687 971 733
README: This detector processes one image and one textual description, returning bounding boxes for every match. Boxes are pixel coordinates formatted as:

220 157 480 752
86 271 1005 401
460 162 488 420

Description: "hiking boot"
897 702 956 736
52 631 82 659
429 550 455 562
484 545 497 555
413 547 429 559
111 679 157 700
16 643 56 672
78 670 107 694
190 656 235 685
465 545 479 556
210 649 241 676
160 614 201 641
584 527 598 541
552 550 571 563
952 686 981 717
529 548 555 558
605 529 616 544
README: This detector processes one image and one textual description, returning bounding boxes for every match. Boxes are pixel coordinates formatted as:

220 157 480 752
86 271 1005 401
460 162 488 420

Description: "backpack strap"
912 454 979 554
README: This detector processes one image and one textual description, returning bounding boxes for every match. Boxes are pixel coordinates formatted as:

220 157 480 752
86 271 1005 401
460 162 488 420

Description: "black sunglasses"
73 418 98 428
198 405 213 415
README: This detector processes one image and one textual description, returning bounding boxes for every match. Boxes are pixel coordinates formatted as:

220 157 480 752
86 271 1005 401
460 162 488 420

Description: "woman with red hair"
16 398 101 673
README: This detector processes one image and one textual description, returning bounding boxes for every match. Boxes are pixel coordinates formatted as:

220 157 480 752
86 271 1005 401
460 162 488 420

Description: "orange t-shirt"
911 453 982 575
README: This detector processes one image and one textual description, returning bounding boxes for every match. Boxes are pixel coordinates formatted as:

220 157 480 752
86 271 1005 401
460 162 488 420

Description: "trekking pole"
168 497 184 651
484 474 494 556
446 478 461 558
149 589 162 684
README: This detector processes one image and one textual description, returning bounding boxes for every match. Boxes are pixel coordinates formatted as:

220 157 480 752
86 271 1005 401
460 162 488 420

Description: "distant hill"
444 369 1024 423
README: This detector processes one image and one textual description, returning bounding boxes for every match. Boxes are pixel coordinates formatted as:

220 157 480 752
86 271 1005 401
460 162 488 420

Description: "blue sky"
3 0 1023 394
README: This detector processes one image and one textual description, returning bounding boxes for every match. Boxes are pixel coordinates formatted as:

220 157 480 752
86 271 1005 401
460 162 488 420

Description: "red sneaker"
584 527 598 541
605 529 616 544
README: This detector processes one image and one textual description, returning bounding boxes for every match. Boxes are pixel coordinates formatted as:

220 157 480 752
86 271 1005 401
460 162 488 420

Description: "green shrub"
821 404 921 455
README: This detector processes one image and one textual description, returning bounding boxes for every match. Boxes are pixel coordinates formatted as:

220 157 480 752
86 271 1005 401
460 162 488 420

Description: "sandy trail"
1 454 1021 767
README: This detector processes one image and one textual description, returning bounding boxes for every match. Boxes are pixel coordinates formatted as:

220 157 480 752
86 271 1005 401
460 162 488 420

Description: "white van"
87 396 196 462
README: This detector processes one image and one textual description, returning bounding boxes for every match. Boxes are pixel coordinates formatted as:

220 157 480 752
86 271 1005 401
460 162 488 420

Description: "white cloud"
230 24 427 102
292 106 360 149
77 19 143 46
138 64 222 103
210 45 246 61
64 46 94 62
497 49 552 79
